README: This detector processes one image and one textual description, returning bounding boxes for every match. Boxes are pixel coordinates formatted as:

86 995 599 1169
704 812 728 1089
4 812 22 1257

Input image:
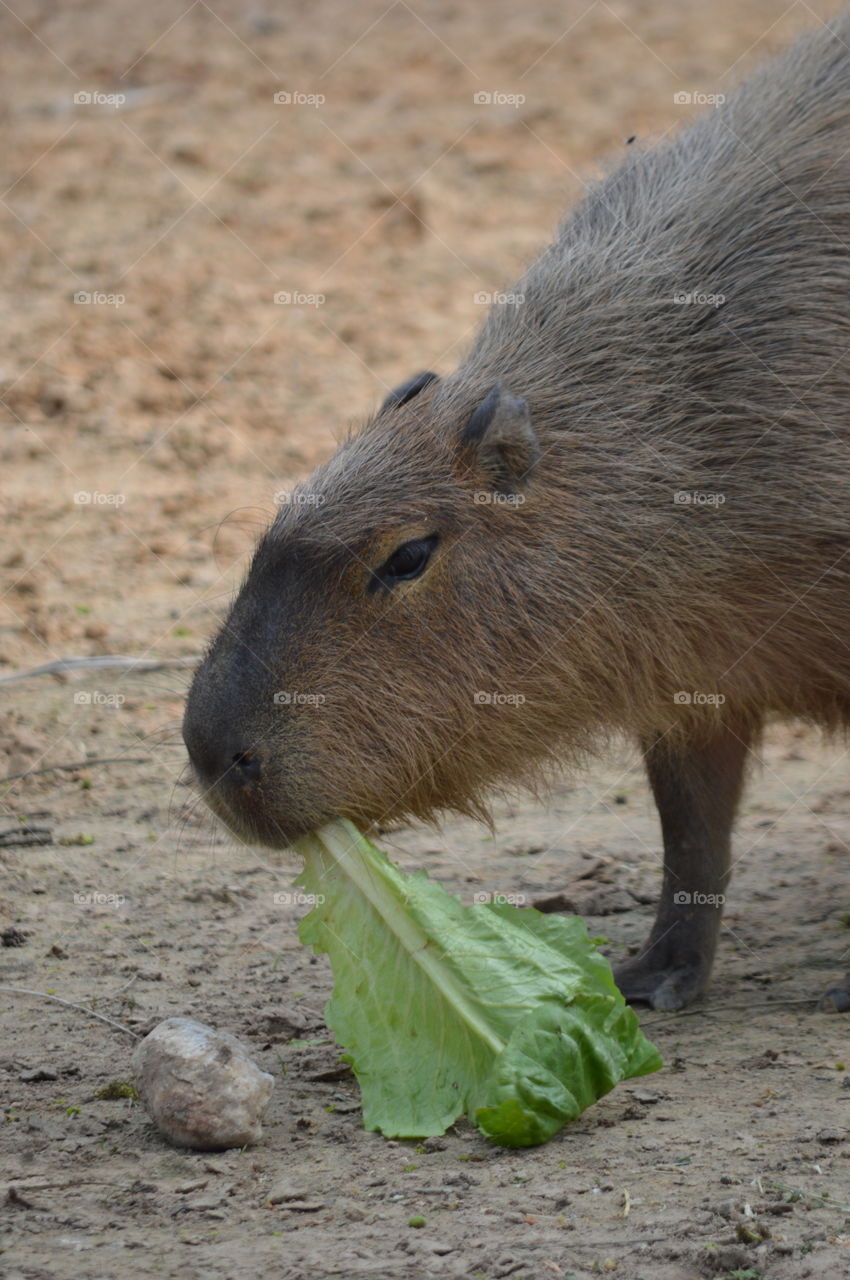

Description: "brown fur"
184 12 850 1009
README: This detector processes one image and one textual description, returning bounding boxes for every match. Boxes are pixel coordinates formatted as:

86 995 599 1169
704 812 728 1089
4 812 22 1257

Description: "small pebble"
132 1017 274 1150
267 1179 310 1203
420 1238 454 1254
630 1088 661 1104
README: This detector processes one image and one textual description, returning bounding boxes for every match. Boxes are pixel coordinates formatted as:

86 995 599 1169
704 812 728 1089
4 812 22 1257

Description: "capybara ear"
380 370 439 412
458 384 540 494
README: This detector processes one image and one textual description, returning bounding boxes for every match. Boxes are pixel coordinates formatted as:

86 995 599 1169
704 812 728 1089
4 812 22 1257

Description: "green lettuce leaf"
295 818 661 1147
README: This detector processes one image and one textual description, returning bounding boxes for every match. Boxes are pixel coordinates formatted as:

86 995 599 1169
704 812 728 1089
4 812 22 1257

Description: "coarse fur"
184 12 850 1009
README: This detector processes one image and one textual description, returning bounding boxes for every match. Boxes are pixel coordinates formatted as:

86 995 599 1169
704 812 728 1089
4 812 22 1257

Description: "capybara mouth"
196 779 318 850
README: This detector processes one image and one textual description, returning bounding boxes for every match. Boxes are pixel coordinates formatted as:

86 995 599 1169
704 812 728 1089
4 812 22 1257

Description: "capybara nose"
182 712 263 790
231 751 262 784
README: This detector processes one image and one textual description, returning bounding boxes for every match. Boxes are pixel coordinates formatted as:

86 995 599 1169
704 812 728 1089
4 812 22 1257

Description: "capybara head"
182 369 605 847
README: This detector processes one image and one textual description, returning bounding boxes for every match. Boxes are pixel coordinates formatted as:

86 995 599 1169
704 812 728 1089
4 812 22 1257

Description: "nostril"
232 751 262 784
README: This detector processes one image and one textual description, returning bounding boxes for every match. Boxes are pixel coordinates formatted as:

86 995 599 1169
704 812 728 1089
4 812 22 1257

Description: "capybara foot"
614 952 709 1012
818 973 850 1013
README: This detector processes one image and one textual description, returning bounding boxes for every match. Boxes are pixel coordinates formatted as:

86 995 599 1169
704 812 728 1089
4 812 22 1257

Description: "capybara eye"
374 534 439 588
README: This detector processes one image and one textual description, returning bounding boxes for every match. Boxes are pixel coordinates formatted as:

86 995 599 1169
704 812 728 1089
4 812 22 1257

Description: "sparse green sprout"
96 1080 139 1101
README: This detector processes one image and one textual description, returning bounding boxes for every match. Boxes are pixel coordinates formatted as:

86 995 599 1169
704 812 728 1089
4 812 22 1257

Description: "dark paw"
614 953 708 1012
818 972 850 1013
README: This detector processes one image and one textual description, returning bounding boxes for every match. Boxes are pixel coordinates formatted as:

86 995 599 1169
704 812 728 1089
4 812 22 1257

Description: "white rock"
133 1017 274 1150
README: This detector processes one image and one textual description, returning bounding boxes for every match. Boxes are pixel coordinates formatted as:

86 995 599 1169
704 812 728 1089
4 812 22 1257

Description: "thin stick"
0 826 53 847
3 756 147 784
763 1179 850 1214
641 996 816 1027
9 1178 121 1190
109 974 138 998
0 985 140 1038
0 655 201 686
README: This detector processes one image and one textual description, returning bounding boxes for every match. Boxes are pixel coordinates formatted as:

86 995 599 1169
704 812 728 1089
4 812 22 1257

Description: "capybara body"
184 14 850 1010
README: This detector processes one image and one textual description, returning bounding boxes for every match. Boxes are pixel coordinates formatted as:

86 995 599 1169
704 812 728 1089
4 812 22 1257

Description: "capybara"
183 13 850 1011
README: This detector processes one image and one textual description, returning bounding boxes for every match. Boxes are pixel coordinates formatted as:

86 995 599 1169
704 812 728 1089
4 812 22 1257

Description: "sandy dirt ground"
2 1 850 1277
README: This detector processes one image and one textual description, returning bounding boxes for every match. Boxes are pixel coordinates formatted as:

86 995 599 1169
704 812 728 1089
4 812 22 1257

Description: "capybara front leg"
614 721 752 1011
